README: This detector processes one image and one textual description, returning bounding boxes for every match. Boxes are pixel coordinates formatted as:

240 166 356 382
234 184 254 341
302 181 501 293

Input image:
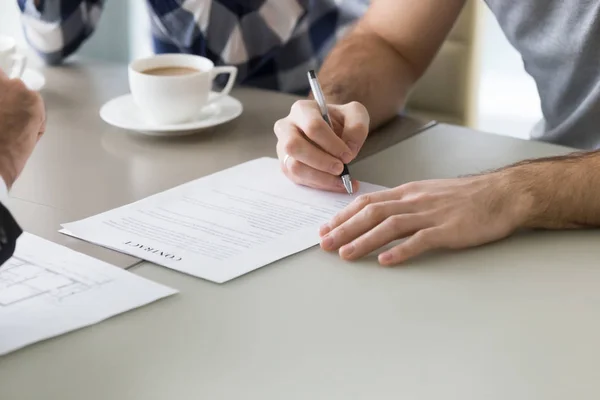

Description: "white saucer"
22 68 46 91
99 93 243 136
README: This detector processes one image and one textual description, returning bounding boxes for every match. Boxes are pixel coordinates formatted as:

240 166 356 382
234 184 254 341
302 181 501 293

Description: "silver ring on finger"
283 154 291 168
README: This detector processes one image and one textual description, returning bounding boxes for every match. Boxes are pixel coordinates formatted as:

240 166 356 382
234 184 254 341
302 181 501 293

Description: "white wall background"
0 1 542 139
474 5 542 139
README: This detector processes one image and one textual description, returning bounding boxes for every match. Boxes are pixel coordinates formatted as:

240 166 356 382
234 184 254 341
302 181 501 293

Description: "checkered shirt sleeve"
18 0 104 65
17 0 369 94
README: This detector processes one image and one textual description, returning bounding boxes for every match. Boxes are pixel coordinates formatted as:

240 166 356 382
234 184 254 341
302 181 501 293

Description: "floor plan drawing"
0 257 112 307
0 233 177 356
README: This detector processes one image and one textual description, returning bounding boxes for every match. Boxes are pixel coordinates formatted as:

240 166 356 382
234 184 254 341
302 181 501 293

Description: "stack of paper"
0 233 177 356
62 158 385 283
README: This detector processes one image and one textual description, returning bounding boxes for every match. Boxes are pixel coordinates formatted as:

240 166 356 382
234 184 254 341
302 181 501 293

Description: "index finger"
334 102 370 157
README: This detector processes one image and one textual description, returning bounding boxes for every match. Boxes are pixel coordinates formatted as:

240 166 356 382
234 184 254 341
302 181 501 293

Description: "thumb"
334 102 370 158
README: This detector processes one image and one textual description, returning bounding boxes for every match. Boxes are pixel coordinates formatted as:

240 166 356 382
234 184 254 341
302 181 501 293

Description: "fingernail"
340 243 355 258
379 252 392 264
331 162 343 174
341 152 353 164
321 235 334 249
346 141 358 153
319 224 331 236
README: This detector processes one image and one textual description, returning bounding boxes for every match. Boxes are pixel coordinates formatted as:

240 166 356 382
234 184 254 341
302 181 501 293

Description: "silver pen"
307 70 353 194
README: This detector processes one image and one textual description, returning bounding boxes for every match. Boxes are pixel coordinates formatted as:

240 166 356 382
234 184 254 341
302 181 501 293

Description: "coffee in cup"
142 66 200 76
129 54 238 125
0 35 27 79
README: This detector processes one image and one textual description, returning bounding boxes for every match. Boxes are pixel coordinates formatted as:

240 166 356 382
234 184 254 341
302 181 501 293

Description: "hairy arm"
315 148 600 266
318 0 467 129
499 151 600 229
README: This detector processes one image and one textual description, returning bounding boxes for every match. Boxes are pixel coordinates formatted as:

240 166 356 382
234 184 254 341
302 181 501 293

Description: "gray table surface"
3 123 600 400
7 62 430 268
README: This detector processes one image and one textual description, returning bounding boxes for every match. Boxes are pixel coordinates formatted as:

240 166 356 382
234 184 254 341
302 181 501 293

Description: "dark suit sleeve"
0 202 22 266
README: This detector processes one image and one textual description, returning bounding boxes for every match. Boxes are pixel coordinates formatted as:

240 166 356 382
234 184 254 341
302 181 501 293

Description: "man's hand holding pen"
274 99 369 193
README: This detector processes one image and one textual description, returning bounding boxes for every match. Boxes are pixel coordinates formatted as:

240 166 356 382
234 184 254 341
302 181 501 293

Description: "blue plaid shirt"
17 0 369 94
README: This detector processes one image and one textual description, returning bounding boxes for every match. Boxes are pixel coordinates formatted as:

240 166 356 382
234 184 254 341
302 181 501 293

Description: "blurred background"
0 0 541 139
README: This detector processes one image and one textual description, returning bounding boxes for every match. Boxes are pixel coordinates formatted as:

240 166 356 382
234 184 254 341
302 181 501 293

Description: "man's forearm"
317 26 417 130
502 150 600 229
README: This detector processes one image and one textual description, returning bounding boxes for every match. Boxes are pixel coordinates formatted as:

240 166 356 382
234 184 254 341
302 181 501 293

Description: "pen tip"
308 70 316 79
341 175 353 195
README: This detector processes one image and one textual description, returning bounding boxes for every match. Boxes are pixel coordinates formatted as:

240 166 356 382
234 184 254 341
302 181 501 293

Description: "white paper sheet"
62 158 386 283
0 233 177 356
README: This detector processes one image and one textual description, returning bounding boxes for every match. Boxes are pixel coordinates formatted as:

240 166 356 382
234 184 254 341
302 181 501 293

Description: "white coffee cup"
128 54 238 125
0 35 27 79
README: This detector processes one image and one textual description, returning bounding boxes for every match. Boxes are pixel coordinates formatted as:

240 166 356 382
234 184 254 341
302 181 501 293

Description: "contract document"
62 158 385 283
0 233 177 356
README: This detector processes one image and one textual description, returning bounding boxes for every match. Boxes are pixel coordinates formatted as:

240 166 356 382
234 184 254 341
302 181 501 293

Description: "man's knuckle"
401 193 435 209
345 101 369 117
273 119 285 135
352 121 369 134
355 194 372 208
400 182 419 193
347 101 365 113
290 100 310 113
387 215 406 230
413 193 434 204
288 159 303 175
415 230 438 247
283 137 302 155
335 225 347 239
363 203 383 220
304 119 326 137
329 216 342 228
